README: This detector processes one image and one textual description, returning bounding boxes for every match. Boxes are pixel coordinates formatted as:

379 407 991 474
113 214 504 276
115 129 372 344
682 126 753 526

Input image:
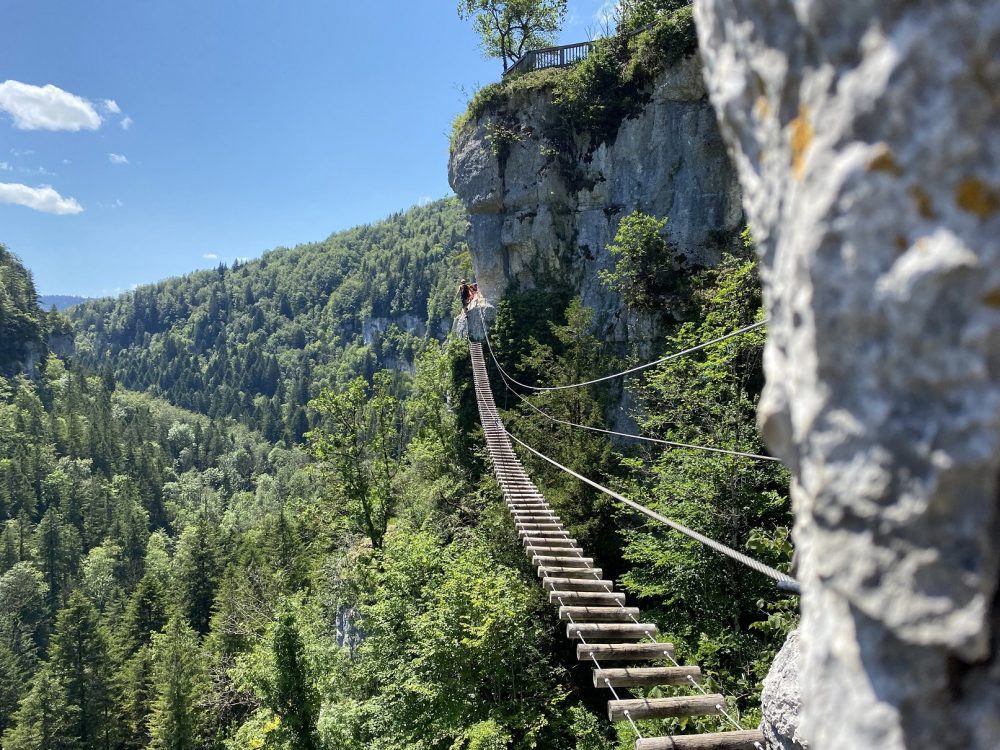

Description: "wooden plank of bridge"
567 622 656 641
543 576 613 591
549 590 625 605
577 642 675 661
469 342 763 750
559 605 641 622
526 537 577 548
634 730 765 750
592 666 700 688
526 546 584 557
532 555 594 567
608 695 724 722
540 566 603 578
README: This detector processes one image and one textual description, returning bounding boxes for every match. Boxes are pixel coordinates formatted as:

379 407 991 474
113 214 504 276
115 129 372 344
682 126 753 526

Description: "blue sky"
1 0 613 297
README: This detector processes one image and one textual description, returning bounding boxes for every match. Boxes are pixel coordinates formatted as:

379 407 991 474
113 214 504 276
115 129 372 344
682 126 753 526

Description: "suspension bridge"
468 311 795 749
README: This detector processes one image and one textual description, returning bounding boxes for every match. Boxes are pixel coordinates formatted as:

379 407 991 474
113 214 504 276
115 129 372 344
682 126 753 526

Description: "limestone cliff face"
696 0 1000 747
448 55 742 353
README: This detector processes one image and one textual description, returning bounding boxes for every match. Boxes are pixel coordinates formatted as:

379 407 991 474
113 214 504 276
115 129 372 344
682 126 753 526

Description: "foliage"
615 253 796 729
67 199 469 441
329 524 581 749
614 0 692 34
452 4 697 153
0 245 49 377
308 371 408 549
599 210 687 310
458 0 568 71
501 299 622 561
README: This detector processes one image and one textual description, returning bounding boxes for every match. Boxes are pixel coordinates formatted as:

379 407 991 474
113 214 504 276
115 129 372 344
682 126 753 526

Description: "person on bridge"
458 278 474 312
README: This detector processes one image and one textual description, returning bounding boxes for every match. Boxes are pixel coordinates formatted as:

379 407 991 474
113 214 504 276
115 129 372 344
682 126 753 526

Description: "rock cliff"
448 54 743 354
696 0 1000 747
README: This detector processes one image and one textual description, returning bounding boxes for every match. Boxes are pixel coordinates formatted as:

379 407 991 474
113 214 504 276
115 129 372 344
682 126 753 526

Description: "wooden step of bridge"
559 605 641 622
469 342 765 750
609 695 724 721
577 642 675 661
635 731 766 749
549 589 625 605
592 666 701 688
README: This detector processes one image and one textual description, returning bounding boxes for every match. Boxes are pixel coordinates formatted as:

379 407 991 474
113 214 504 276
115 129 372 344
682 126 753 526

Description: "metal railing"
504 40 594 77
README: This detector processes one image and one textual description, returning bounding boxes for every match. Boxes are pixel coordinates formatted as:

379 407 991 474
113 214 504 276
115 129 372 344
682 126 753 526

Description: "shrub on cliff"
451 4 697 153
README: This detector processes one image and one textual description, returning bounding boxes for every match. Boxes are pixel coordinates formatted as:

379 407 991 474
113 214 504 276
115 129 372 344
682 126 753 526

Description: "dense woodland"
69 198 470 444
1 195 793 749
1 7 796 738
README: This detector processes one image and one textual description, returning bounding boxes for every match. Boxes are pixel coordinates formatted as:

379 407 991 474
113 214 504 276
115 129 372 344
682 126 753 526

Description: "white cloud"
416 196 433 206
102 99 121 114
10 148 34 157
0 161 10 171
109 153 128 165
203 253 219 260
0 182 83 214
120 116 133 130
0 81 102 131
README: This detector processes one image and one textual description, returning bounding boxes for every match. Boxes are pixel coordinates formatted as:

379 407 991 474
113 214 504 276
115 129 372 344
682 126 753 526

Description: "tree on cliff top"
458 0 567 71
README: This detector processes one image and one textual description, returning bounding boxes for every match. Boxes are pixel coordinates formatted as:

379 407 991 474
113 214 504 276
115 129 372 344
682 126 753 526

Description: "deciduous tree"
458 0 568 71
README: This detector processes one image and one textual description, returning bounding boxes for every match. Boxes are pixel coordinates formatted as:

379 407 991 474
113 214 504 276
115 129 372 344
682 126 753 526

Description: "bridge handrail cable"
485 334 781 463
496 419 799 591
480 307 767 393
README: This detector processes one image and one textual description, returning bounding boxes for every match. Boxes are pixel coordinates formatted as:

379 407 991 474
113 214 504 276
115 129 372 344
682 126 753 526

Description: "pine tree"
172 517 219 635
2 665 79 750
49 592 111 749
148 615 209 750
267 607 319 750
114 645 155 750
120 573 169 656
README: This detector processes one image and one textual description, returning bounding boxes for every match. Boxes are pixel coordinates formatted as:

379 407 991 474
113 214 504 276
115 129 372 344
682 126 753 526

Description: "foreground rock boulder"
694 0 1000 747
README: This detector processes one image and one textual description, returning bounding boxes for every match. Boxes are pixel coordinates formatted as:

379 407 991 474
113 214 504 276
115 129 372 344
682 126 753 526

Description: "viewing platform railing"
503 40 594 77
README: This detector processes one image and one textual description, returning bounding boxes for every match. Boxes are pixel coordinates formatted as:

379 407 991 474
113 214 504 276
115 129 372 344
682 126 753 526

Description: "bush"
599 210 684 309
450 4 698 154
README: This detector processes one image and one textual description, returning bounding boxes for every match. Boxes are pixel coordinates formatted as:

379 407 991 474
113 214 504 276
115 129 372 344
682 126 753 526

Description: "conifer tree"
49 591 111 749
1 666 78 750
267 607 319 750
148 615 209 750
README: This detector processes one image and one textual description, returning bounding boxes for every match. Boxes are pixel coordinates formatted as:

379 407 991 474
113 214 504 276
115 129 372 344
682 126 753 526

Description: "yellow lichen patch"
909 186 935 219
867 143 902 176
754 95 770 120
983 289 1000 307
789 105 813 180
956 178 1000 218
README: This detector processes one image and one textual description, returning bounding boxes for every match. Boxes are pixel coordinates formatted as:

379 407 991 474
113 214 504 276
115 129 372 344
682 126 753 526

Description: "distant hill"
68 197 470 443
0 244 48 375
39 294 89 310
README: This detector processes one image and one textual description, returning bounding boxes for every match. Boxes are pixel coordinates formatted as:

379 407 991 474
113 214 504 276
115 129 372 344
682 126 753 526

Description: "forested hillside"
69 198 469 442
0 250 607 749
0 246 48 376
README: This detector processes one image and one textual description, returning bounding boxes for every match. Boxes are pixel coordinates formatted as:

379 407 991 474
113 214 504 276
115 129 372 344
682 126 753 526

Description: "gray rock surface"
453 297 496 342
448 55 743 357
695 1 1000 747
760 629 806 750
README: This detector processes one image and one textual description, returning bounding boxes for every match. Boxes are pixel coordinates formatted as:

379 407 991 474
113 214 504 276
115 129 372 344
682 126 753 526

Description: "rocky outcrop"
453 296 497 342
760 629 806 750
448 55 743 354
695 0 1000 747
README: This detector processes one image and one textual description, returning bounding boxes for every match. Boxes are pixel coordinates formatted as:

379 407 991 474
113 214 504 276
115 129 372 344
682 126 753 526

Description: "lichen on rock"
695 0 1000 746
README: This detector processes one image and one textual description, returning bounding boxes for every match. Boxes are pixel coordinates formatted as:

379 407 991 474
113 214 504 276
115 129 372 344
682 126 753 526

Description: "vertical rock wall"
694 1 1000 747
448 56 743 354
